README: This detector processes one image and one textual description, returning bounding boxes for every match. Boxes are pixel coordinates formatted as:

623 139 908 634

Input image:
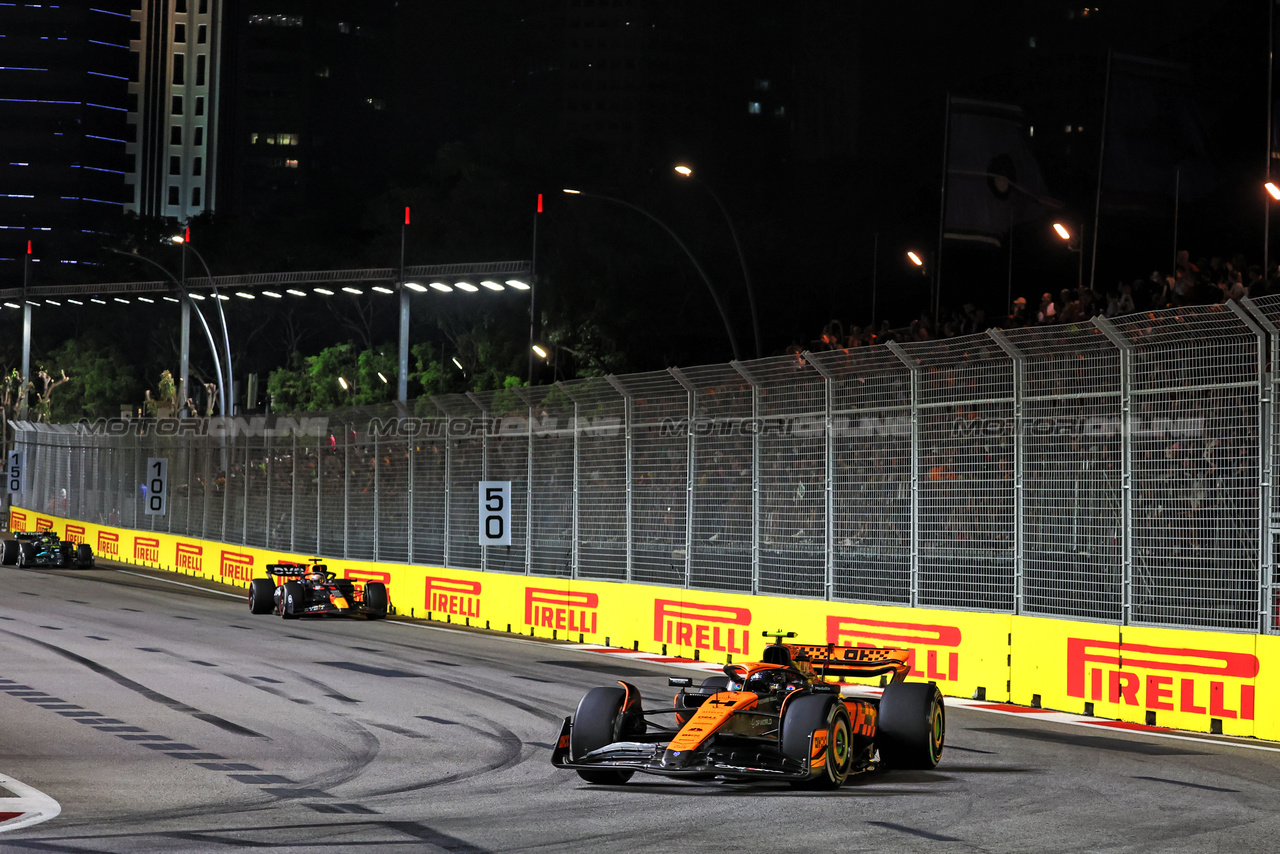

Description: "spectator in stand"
1006 296 1030 328
1037 292 1056 324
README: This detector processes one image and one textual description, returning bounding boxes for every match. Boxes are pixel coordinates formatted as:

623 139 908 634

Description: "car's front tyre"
281 581 305 619
570 686 635 785
363 581 389 617
782 694 853 789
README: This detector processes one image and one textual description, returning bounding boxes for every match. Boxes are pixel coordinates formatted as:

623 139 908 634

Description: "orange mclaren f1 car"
551 631 944 788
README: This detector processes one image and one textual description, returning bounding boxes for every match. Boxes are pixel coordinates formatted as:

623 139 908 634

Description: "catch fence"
15 298 1280 634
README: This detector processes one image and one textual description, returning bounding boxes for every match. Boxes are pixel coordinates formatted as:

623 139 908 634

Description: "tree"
42 335 140 421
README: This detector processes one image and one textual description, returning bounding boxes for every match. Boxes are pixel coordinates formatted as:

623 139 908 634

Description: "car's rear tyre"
363 581 389 617
571 686 636 785
782 694 853 789
17 542 34 567
877 681 945 770
248 579 275 614
281 581 305 619
75 544 93 568
1 539 18 565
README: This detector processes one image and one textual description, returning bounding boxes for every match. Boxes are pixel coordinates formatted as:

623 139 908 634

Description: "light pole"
108 247 227 417
1053 221 1084 294
562 188 741 361
673 165 760 359
171 233 234 414
398 206 410 403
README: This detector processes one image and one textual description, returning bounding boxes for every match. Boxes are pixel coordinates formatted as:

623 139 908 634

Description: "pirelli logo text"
219 550 254 583
97 531 119 557
827 616 962 682
10 510 26 530
134 536 160 563
64 524 86 545
425 577 480 618
1067 638 1258 720
175 543 203 573
525 588 598 634
344 568 391 587
654 599 751 655
35 517 52 531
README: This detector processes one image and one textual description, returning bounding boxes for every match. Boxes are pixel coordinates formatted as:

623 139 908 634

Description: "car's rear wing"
265 563 328 577
785 642 913 684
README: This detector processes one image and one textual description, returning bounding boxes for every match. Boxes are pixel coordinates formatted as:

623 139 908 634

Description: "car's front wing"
550 717 813 781
293 602 384 619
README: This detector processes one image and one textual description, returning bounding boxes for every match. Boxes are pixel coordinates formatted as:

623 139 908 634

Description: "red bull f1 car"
247 561 389 620
552 631 944 788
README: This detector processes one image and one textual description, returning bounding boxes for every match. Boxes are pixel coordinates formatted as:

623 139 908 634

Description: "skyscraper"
0 3 133 288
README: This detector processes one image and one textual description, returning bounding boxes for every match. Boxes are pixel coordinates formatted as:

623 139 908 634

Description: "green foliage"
42 336 140 421
267 343 399 412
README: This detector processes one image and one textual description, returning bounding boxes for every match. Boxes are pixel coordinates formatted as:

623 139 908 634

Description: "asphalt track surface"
1 563 1279 853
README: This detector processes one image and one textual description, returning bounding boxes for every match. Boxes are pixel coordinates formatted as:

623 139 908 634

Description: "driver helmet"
307 569 326 583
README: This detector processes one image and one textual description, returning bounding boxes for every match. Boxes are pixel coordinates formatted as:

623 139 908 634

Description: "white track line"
113 569 244 599
0 773 60 833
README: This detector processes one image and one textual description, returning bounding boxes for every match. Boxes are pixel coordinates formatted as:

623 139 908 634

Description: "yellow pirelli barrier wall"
16 507 1280 742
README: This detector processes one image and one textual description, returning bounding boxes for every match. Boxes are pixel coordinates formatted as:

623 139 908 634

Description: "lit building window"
747 102 761 115
285 159 298 168
250 14 303 27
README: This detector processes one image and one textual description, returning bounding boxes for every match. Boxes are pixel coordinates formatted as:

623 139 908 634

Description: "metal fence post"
732 362 762 595
468 392 489 573
373 429 380 563
803 355 836 601
1095 316 1133 626
315 437 322 556
289 430 297 552
1231 299 1271 633
343 425 350 560
1243 298 1276 634
264 429 271 549
407 430 415 565
439 400 452 568
242 436 250 545
670 367 696 589
886 341 921 608
989 329 1025 615
607 375 634 583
